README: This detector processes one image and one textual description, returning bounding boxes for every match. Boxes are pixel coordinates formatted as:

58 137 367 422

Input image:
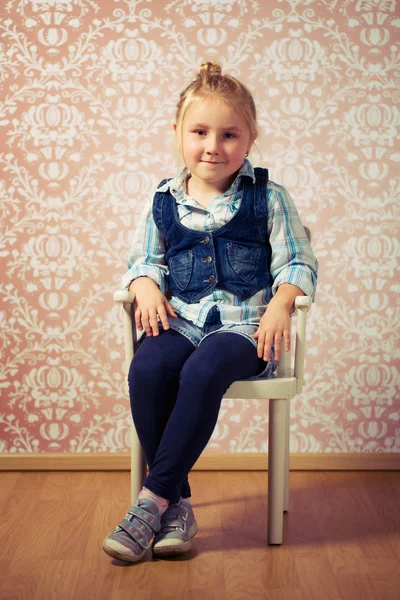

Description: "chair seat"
225 376 297 399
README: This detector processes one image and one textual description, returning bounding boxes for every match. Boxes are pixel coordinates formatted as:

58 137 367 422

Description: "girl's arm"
273 282 305 311
252 185 319 361
120 196 177 336
120 196 169 294
268 185 319 306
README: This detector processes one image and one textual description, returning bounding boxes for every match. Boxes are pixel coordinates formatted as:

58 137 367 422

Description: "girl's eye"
192 130 237 139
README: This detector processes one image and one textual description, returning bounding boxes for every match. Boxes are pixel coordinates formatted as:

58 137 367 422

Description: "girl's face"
175 98 254 193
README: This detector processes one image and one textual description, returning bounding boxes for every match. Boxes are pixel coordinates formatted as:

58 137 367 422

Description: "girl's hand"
251 298 291 362
129 277 177 337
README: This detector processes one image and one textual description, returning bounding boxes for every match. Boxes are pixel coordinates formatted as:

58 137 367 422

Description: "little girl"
103 61 319 563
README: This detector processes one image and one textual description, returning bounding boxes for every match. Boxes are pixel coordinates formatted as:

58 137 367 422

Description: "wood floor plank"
75 473 135 600
219 471 301 598
0 472 21 504
0 497 60 563
335 564 400 600
32 560 81 600
358 470 400 561
0 574 37 600
311 471 399 583
0 470 399 600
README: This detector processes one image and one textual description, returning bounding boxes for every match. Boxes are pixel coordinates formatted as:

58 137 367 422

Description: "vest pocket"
227 243 261 282
170 250 193 291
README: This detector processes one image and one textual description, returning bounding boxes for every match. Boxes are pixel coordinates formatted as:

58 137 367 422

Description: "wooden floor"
0 470 399 600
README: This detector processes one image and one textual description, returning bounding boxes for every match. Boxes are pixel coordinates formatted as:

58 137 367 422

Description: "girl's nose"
205 135 219 154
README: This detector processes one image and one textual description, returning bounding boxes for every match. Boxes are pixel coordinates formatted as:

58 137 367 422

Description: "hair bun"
198 61 222 80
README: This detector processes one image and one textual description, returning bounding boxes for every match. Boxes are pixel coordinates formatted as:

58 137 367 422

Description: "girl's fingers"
273 332 281 362
263 333 274 361
134 309 143 331
165 300 177 318
284 329 290 351
148 308 160 336
135 300 177 337
157 304 170 331
257 329 265 359
270 329 289 362
141 311 152 336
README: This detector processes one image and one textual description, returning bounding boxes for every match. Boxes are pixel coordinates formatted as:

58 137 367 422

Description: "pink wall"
0 1 398 454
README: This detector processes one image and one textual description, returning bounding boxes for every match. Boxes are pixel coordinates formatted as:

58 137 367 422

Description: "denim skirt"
165 305 278 379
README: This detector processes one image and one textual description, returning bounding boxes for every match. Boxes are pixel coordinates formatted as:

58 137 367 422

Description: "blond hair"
174 61 258 165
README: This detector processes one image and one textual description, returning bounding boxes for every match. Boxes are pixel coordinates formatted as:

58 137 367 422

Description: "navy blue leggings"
128 328 265 504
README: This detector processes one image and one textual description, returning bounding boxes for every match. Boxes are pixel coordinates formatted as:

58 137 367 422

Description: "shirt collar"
156 158 256 197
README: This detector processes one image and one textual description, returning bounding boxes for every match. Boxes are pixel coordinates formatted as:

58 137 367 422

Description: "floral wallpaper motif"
0 0 399 454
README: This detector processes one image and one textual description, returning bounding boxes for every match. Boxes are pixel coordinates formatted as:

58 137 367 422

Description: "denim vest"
152 168 273 304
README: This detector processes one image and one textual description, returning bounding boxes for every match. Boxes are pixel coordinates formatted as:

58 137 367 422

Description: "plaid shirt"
120 159 319 326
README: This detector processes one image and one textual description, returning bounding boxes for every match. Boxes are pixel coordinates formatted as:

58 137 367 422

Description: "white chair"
113 230 313 545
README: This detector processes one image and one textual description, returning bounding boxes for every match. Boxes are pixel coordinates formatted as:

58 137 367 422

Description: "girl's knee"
128 351 162 387
179 359 222 392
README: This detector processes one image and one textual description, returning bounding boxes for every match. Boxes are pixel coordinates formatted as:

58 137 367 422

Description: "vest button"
209 275 215 283
201 236 210 244
202 256 213 264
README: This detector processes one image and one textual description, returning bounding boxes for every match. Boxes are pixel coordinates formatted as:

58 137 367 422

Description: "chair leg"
130 423 147 504
283 401 290 513
268 399 289 545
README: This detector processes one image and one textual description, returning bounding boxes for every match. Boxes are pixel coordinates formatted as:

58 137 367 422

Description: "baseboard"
0 452 399 471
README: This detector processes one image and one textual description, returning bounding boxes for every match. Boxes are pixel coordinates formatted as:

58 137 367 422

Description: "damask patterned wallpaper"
0 0 399 455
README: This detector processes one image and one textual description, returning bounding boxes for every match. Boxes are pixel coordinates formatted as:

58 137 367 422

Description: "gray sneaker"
103 498 162 563
152 498 198 556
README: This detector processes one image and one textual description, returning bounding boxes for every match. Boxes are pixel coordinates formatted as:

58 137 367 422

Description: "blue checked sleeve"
120 197 169 294
267 185 319 302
